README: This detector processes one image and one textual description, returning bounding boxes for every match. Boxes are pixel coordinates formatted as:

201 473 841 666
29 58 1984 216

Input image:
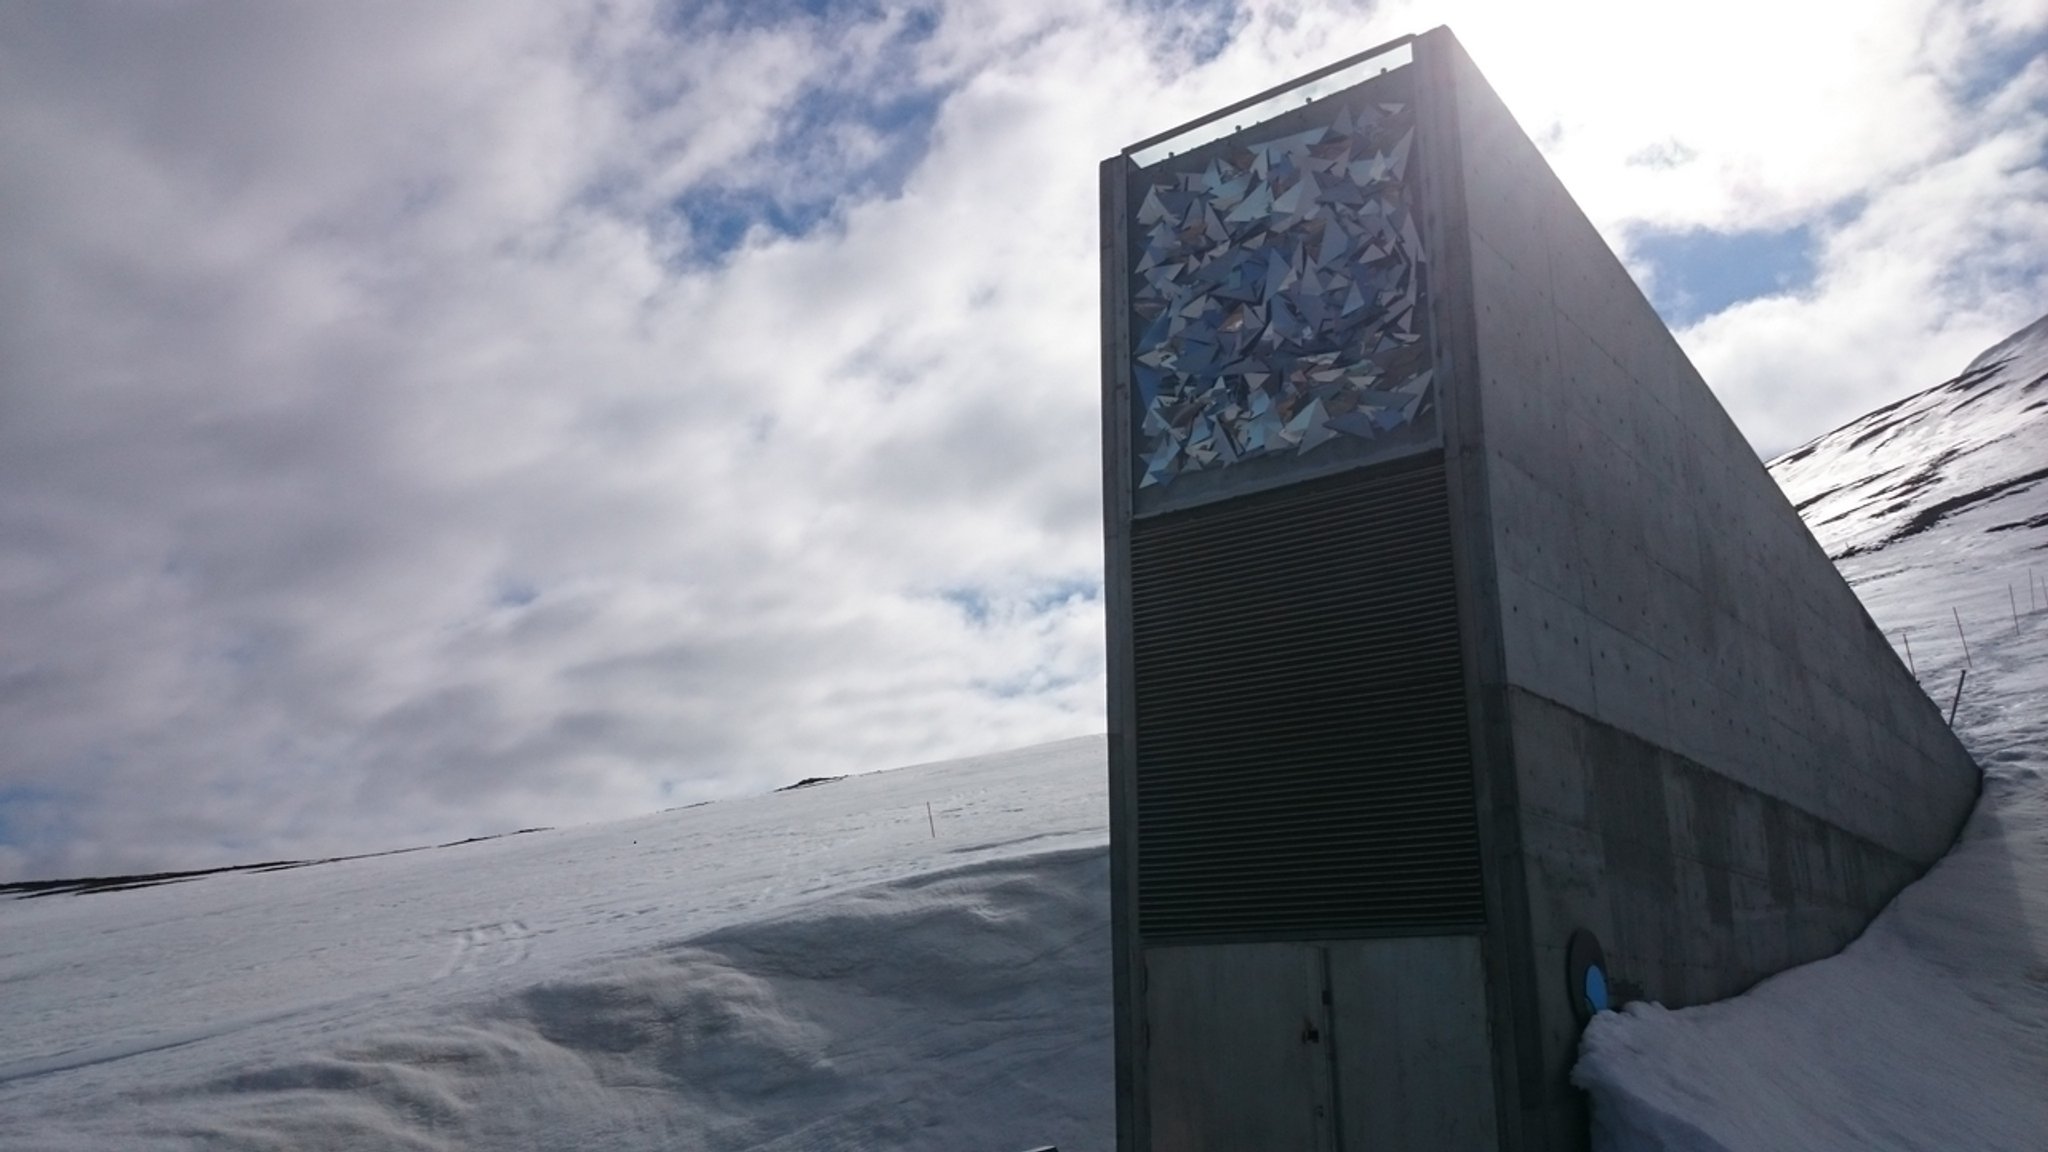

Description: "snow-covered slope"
1769 312 2048 668
1574 315 2048 1151
0 739 1113 1150
1773 313 2048 566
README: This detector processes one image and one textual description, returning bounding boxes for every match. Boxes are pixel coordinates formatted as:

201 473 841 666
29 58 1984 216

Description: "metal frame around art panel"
1098 151 1146 1152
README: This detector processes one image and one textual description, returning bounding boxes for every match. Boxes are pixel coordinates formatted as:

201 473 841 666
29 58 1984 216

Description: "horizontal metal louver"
1130 455 1483 940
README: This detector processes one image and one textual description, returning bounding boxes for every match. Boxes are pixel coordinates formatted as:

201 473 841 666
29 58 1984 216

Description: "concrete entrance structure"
1100 26 1980 1151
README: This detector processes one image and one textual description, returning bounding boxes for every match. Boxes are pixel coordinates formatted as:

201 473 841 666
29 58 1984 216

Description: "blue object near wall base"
1584 964 1609 1014
1566 928 1610 1024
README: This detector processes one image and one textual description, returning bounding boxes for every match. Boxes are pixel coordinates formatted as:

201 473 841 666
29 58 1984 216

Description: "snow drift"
0 740 1113 1150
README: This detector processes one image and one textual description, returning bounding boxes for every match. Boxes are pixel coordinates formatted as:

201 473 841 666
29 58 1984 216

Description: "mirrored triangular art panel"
1130 68 1435 508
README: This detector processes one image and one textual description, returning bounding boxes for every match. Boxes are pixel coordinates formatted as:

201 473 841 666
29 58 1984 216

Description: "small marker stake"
1901 631 1916 678
2013 584 2023 632
927 802 936 839
1953 607 1973 667
1948 668 1968 727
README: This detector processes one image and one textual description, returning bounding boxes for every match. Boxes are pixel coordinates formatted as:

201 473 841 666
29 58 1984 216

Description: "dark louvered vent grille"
1131 456 1482 940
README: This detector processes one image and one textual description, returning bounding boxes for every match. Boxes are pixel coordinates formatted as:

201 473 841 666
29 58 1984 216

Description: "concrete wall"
1427 29 1981 1150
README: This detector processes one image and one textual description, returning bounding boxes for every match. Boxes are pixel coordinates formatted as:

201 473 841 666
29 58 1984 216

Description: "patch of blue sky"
667 84 947 263
1135 0 1246 66
493 576 540 610
970 664 1086 699
769 78 946 196
669 180 822 264
0 785 64 848
660 0 948 262
939 577 1100 627
939 586 993 625
1950 23 2048 109
218 625 291 673
1026 577 1101 614
1632 223 1817 329
663 0 937 39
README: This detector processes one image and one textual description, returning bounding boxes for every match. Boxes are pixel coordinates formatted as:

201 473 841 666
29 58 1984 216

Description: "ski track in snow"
435 922 536 982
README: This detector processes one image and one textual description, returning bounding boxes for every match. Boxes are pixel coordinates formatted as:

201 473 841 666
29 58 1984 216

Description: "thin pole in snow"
1901 631 1916 678
927 802 936 839
1948 668 1968 727
2013 584 2023 632
1953 607 1973 667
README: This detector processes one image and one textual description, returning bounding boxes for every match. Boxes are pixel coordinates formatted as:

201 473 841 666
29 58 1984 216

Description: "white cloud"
1681 111 2048 455
0 0 2043 879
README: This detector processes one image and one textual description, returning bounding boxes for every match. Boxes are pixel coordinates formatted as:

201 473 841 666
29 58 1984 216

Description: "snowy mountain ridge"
1770 313 2048 564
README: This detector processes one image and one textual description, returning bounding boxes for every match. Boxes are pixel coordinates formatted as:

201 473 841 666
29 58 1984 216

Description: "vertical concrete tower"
1100 27 1979 1152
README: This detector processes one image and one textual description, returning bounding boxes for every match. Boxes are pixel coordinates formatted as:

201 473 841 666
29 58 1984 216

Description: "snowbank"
0 739 1113 1150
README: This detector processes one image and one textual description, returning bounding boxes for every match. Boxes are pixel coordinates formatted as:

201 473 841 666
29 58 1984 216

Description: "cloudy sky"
2 0 2043 882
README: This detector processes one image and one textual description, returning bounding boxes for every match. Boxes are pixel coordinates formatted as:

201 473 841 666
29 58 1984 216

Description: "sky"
1 0 2044 882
